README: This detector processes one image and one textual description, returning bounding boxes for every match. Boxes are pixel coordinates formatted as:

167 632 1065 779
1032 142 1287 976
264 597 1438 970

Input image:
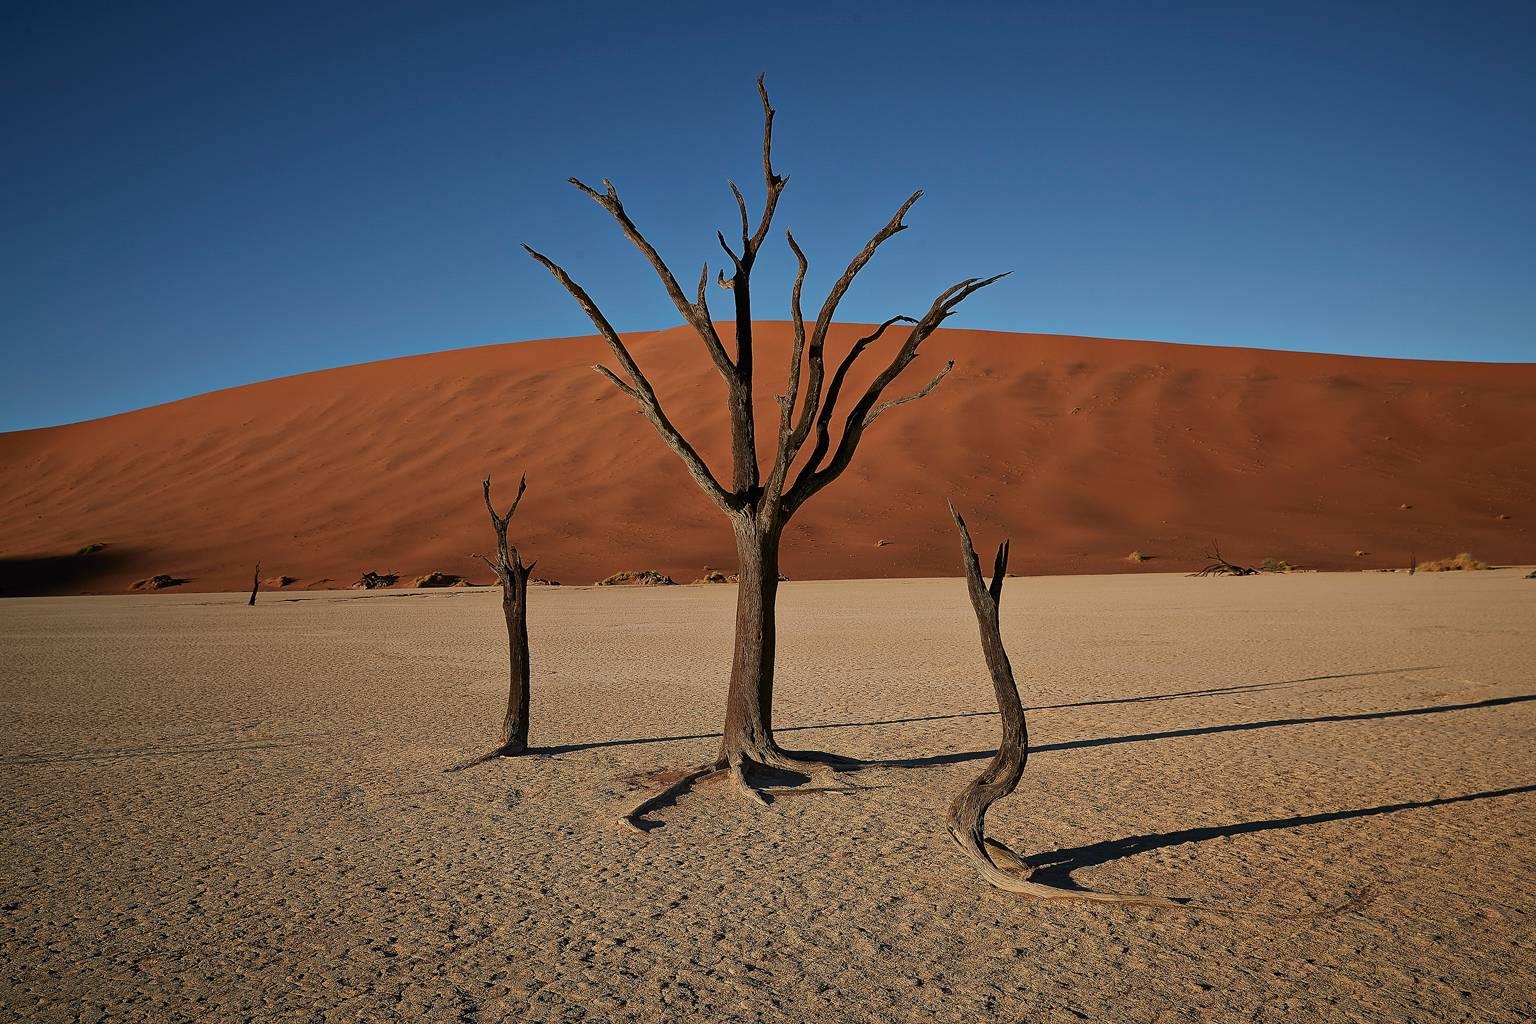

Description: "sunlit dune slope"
1 323 1531 593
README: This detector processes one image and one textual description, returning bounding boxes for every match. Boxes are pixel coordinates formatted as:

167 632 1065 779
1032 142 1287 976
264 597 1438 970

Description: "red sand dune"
1 323 1532 595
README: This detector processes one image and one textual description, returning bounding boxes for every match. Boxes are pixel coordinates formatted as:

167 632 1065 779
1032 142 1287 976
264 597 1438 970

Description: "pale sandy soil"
2 570 1534 1023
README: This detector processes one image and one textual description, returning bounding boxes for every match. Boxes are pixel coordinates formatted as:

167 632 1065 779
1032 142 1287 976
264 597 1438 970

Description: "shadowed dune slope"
1 323 1532 593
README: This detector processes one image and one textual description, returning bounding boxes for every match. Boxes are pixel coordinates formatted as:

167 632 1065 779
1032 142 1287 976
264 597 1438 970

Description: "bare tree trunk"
499 561 531 754
447 474 534 771
718 518 780 764
947 503 1181 907
248 562 260 607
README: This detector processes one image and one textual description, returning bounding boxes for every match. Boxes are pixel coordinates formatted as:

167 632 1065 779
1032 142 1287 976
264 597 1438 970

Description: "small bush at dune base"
597 570 676 587
131 574 187 591
413 571 467 588
1419 553 1488 572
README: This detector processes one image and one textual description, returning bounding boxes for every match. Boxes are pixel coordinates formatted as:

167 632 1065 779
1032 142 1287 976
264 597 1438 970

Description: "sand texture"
2 323 1533 594
3 570 1533 1022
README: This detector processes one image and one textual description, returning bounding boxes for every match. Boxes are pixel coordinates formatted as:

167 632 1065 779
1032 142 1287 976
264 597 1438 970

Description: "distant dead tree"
947 503 1180 907
248 562 261 606
448 474 534 771
525 76 1005 824
1191 541 1260 577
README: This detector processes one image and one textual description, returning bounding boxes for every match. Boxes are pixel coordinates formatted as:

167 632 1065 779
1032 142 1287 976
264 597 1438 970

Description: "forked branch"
784 274 1009 512
947 502 1183 907
566 176 734 379
523 244 736 513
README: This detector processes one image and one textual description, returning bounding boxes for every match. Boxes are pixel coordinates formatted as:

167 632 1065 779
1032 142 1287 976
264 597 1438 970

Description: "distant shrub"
1125 551 1148 563
1418 553 1488 573
412 571 467 588
1260 557 1295 573
597 570 675 587
131 574 187 591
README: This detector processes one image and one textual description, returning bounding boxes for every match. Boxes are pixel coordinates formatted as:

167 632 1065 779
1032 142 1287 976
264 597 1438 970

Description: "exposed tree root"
972 837 1187 907
618 748 865 831
620 762 726 832
729 762 770 806
443 742 528 773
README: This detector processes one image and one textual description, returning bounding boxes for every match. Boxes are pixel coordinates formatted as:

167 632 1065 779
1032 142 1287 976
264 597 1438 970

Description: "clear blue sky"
3 1 1533 431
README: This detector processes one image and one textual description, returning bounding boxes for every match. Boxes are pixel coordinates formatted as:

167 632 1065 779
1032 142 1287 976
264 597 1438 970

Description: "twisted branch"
947 502 1183 908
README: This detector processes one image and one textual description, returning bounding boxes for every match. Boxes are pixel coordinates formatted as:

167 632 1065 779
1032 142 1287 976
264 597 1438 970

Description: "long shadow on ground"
537 667 1443 756
876 693 1536 769
1021 783 1536 893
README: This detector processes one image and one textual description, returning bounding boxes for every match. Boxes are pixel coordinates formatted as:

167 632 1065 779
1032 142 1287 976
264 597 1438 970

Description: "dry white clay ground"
2 570 1534 1023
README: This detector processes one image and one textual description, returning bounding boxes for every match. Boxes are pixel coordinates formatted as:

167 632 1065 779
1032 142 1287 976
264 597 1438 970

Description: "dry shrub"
1125 551 1148 563
597 570 675 587
1261 557 1296 573
1418 553 1488 572
352 571 399 589
130 574 187 591
413 571 467 588
264 575 299 588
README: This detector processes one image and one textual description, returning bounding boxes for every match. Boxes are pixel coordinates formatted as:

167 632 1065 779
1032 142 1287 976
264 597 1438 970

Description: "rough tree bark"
947 502 1182 907
248 562 260 607
447 474 534 771
525 76 1006 827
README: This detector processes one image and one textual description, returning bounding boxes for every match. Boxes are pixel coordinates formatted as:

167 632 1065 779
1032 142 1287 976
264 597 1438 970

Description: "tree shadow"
876 693 1536 769
1021 783 1536 894
536 666 1443 756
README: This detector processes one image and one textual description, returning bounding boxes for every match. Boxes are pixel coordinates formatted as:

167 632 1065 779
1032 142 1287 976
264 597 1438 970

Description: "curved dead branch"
947 502 1184 908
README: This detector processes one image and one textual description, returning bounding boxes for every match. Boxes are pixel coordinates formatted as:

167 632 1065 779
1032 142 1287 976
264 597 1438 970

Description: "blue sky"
3 0 1533 431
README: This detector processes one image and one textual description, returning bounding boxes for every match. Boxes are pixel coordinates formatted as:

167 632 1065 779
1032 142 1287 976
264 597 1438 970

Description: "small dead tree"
449 474 534 770
1191 541 1260 577
526 76 1005 825
948 502 1180 907
248 561 260 606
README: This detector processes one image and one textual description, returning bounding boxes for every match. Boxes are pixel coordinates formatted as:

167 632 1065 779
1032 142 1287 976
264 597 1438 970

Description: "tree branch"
785 192 924 464
794 315 915 485
863 359 954 427
786 272 1009 511
567 176 735 380
524 244 737 512
762 233 812 508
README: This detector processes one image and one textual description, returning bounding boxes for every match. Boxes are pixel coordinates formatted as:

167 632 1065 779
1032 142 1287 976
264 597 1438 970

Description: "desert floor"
2 570 1534 1023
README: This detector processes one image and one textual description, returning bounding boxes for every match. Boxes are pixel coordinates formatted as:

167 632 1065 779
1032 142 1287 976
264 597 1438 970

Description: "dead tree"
525 76 1006 825
1191 541 1260 577
947 503 1180 907
457 474 535 765
248 562 260 606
